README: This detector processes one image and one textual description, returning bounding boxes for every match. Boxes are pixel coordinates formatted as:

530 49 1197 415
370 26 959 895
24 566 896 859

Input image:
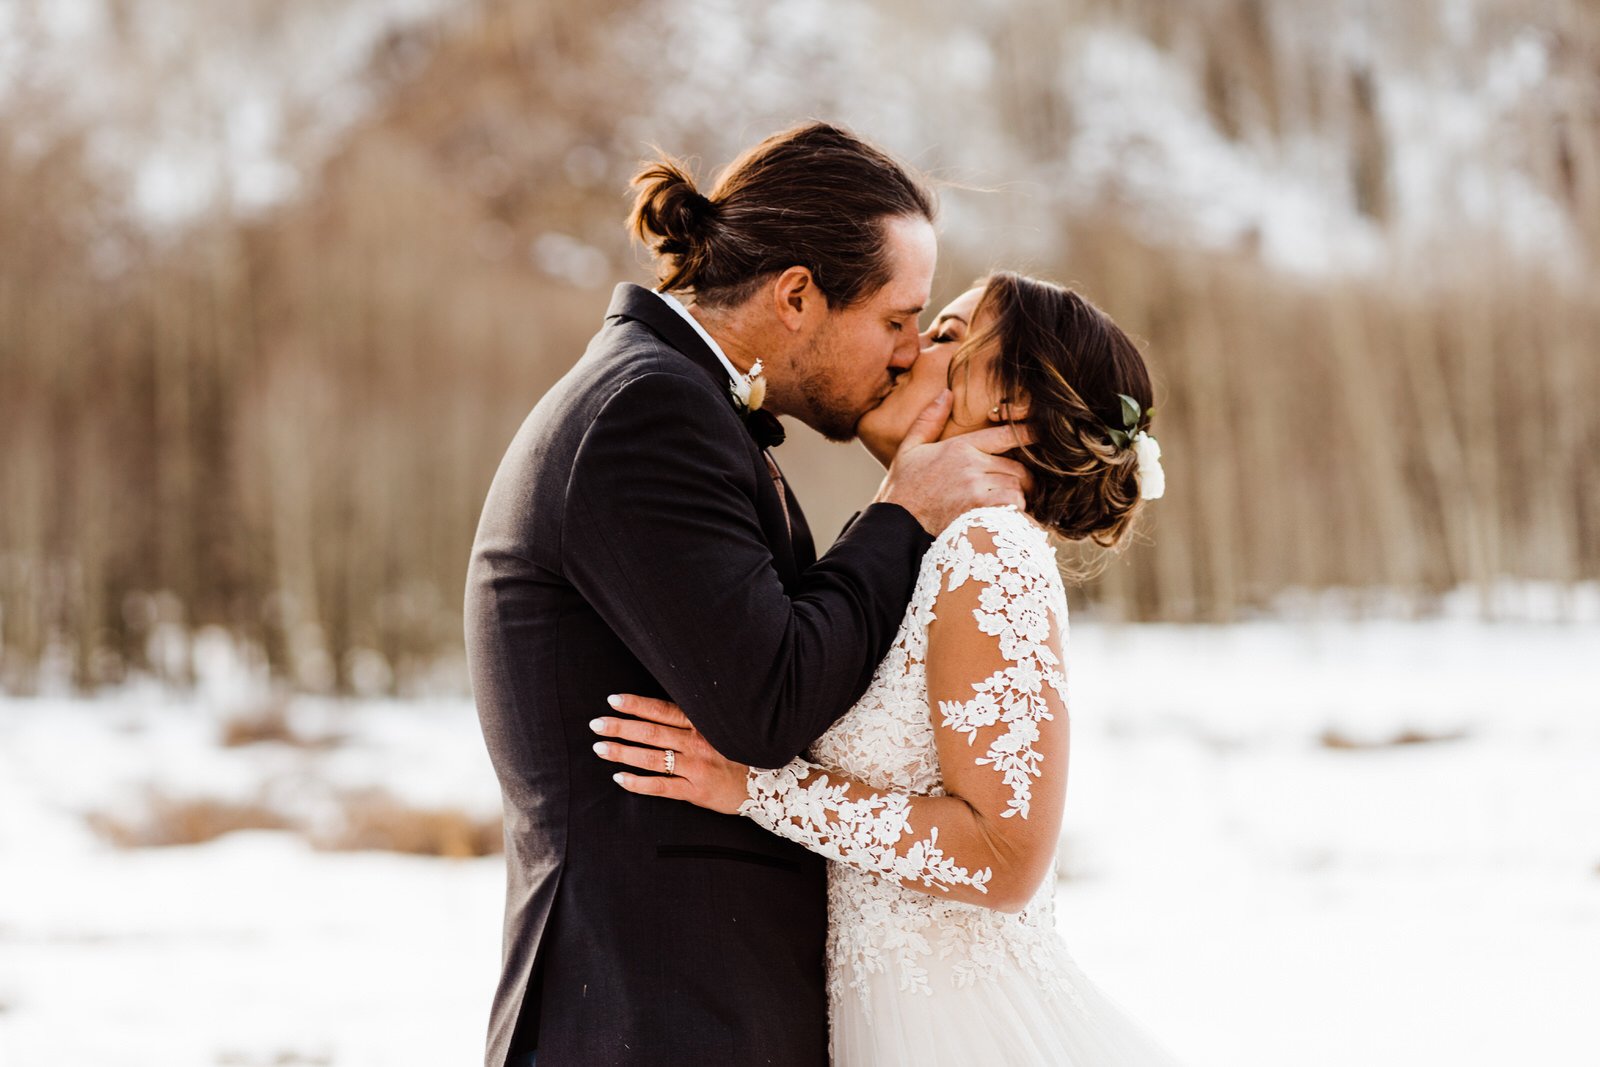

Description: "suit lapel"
605 284 731 397
604 284 807 582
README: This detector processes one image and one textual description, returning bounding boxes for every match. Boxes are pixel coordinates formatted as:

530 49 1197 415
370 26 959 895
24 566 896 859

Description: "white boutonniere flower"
731 359 766 413
1132 430 1164 500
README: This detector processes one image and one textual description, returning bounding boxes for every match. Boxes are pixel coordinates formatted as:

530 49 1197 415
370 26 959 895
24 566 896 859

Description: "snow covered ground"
2 617 1597 1066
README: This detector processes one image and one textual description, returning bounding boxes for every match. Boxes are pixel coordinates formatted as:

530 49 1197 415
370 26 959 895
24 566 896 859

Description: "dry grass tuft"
219 704 343 749
86 786 503 856
1318 727 1469 751
314 788 504 857
87 790 297 848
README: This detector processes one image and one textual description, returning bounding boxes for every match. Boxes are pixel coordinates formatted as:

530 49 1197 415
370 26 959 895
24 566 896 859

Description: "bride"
591 270 1183 1066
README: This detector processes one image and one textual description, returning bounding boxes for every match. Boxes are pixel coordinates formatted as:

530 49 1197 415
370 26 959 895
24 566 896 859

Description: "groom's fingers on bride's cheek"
994 466 1028 493
899 389 954 452
967 424 1034 454
988 455 1027 477
990 458 1031 491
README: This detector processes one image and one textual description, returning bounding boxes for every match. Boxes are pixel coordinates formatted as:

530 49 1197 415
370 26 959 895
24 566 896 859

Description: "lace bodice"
739 506 1075 1008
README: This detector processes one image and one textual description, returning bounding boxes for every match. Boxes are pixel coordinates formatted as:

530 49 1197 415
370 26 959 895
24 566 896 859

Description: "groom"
466 123 1030 1067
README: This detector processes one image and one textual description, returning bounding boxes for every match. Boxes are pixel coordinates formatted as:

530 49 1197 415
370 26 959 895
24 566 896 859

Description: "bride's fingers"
590 715 687 750
592 740 682 775
612 770 697 801
606 694 693 727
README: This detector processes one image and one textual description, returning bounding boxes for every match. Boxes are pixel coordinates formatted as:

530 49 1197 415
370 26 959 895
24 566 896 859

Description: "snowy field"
2 614 1598 1067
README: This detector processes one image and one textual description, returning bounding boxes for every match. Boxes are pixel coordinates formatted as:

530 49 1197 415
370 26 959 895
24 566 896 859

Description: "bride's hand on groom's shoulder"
877 391 1035 536
590 695 751 815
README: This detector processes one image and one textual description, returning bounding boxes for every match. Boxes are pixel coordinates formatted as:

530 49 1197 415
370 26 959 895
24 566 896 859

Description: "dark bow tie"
744 408 786 450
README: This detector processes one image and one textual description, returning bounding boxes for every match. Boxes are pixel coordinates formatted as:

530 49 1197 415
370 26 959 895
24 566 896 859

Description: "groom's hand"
878 390 1033 535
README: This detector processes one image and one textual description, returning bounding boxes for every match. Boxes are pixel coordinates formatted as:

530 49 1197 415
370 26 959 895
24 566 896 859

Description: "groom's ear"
771 266 822 332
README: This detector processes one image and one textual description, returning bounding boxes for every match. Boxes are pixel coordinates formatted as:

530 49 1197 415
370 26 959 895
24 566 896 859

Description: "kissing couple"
467 122 1181 1066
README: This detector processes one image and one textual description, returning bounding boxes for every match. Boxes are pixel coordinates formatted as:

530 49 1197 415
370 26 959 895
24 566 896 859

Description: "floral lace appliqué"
934 516 1067 820
741 763 994 894
738 506 1075 1010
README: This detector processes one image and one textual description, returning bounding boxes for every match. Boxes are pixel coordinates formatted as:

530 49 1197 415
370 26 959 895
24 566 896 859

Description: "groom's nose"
888 331 921 373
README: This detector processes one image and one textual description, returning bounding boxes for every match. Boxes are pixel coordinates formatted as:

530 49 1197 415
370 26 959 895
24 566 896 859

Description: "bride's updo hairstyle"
629 122 935 309
960 271 1155 549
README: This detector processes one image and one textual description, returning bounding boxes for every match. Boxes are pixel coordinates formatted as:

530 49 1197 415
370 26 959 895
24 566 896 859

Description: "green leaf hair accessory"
1106 393 1165 500
1106 393 1141 449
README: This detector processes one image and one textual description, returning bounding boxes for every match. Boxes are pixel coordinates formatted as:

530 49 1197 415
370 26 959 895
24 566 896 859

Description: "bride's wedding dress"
740 506 1183 1066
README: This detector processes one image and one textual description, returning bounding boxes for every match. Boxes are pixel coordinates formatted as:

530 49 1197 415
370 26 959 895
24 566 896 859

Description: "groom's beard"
790 332 878 444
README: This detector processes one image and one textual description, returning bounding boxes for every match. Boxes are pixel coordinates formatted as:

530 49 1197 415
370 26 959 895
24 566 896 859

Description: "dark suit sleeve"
564 371 932 768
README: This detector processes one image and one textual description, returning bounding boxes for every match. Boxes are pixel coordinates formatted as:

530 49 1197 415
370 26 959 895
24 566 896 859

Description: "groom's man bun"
629 122 936 310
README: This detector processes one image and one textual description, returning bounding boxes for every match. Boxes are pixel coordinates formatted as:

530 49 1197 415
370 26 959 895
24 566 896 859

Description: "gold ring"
663 749 676 776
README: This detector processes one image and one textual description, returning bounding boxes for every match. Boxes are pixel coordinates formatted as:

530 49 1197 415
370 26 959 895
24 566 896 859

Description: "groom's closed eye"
889 304 925 331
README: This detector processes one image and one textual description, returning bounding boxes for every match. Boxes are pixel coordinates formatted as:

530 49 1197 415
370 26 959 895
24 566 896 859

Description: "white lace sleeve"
738 508 1070 905
740 758 996 894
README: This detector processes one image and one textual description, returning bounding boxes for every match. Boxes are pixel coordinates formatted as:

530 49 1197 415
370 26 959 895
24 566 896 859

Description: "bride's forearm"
739 759 1041 912
592 700 1057 913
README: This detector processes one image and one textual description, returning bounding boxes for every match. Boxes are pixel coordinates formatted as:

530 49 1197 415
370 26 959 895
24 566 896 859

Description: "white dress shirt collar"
652 289 745 387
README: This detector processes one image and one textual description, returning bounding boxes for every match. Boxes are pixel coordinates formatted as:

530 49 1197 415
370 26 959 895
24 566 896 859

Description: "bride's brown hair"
956 272 1156 549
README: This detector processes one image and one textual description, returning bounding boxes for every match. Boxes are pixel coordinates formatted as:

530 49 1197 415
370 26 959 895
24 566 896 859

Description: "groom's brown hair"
629 122 935 309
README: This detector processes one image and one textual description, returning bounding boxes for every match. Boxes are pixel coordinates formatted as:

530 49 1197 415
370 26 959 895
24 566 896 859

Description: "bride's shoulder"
923 507 1069 631
934 505 1050 549
928 506 1057 573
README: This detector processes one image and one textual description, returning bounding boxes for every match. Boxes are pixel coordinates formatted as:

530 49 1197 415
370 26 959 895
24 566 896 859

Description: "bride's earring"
988 399 1009 422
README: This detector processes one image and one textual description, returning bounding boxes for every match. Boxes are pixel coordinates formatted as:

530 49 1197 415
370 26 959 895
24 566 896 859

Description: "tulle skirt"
829 933 1183 1066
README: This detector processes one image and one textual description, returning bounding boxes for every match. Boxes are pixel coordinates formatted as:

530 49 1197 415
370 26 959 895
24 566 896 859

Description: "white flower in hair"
1109 393 1165 501
1132 430 1164 500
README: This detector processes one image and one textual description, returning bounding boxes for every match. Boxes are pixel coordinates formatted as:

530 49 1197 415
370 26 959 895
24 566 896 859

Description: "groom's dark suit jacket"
465 284 933 1067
